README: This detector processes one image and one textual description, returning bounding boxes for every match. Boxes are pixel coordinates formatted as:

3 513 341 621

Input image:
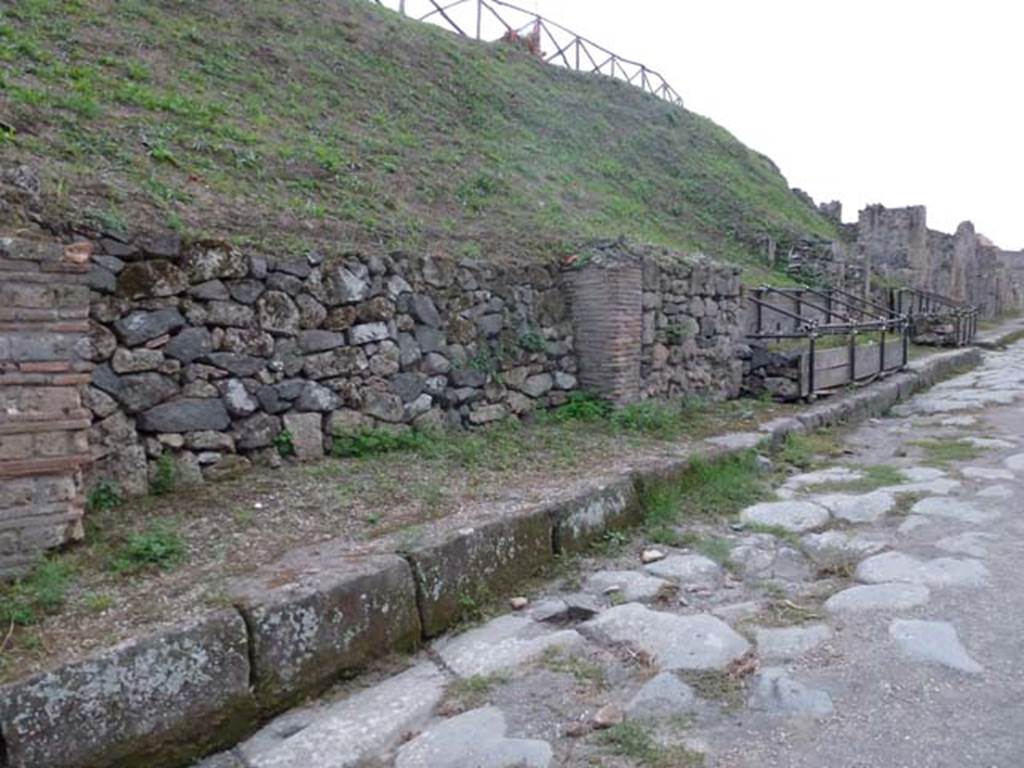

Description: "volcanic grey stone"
624 672 697 719
414 325 445 354
116 259 188 299
205 301 255 328
961 466 1014 481
801 530 889 569
241 663 444 768
856 552 989 588
324 264 369 305
521 374 554 398
585 570 673 602
258 291 301 336
888 619 982 674
810 491 896 524
409 294 441 327
748 668 834 717
934 532 994 558
184 245 248 282
165 327 214 364
297 330 347 353
233 413 282 450
582 603 749 671
391 372 427 403
204 353 266 377
97 370 179 414
295 382 341 412
644 554 723 589
114 308 185 346
138 398 231 433
910 496 998 524
190 280 230 301
434 615 584 679
0 611 255 768
824 583 931 613
1004 452 1024 471
394 706 552 768
350 322 390 345
228 279 265 304
756 624 833 660
740 500 830 533
223 379 258 417
303 347 367 379
111 347 164 374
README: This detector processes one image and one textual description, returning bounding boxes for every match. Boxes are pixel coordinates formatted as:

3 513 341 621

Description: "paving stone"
1003 453 1024 471
810 491 895 524
748 668 834 717
739 500 830 533
755 623 833 660
585 570 673 602
0 611 256 768
228 545 421 707
879 478 962 496
824 583 931 613
644 554 723 589
711 600 765 624
801 530 889 568
962 466 1015 481
910 496 999 524
730 534 813 582
898 515 932 533
434 615 584 678
782 467 863 491
901 466 947 482
934 532 994 558
939 415 978 426
582 603 750 671
977 484 1014 499
242 663 445 768
856 551 989 588
889 619 983 675
394 706 552 768
965 437 1015 449
625 671 697 719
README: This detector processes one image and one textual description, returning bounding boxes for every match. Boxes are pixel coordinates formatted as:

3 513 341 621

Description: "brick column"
563 253 643 405
0 235 93 578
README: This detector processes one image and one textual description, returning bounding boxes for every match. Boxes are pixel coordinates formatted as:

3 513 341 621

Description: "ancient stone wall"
74 235 748 500
0 235 93 577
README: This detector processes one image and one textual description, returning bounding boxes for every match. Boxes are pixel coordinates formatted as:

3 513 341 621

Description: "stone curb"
0 343 991 768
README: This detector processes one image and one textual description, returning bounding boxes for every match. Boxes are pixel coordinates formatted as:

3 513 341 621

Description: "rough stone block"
404 509 555 637
0 611 256 768
229 545 421 709
548 477 640 553
282 412 324 460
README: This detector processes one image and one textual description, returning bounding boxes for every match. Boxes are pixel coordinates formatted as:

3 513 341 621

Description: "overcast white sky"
499 1 1023 248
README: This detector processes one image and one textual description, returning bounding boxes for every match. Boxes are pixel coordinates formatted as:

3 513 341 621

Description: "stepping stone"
898 515 931 534
585 571 673 603
624 672 697 719
241 663 445 768
739 501 830 533
755 623 833 660
644 554 723 589
394 706 552 768
824 583 930 614
901 466 947 482
935 532 994 558
810 491 896 524
748 668 834 717
889 619 983 675
783 467 863 490
855 552 989 588
879 478 962 496
730 535 812 582
978 485 1014 499
528 595 600 624
1004 453 1024 472
582 603 750 671
962 467 1015 481
434 615 584 678
801 531 888 568
911 496 999 524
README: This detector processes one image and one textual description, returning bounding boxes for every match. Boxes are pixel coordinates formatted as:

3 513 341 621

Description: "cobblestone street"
203 342 1024 768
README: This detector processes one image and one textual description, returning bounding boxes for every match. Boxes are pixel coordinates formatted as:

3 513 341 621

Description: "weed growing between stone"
149 454 178 496
0 559 71 628
597 721 705 767
910 438 983 466
540 646 607 689
804 464 905 494
777 430 843 469
109 519 185 575
441 673 509 713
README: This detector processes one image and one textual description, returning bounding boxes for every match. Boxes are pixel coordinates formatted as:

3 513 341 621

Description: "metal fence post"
808 333 817 399
848 331 856 384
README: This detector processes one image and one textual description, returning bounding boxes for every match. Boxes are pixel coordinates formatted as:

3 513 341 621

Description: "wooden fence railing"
369 0 684 106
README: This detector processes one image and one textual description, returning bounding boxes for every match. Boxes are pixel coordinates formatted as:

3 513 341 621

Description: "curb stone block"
228 546 421 710
0 610 256 768
549 477 640 553
404 509 555 637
